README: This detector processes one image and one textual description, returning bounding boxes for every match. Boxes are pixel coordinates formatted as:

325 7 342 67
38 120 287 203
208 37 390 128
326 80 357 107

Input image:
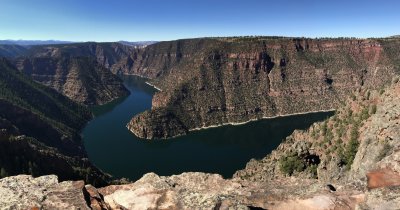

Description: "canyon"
2 70 400 209
0 36 400 209
125 37 400 139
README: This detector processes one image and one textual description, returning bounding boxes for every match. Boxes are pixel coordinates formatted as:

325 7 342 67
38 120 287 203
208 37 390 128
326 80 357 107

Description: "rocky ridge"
14 42 132 105
2 73 400 209
16 56 129 105
126 37 400 139
0 58 110 186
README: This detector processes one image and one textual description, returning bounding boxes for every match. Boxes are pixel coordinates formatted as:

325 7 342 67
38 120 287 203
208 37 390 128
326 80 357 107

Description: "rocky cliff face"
234 76 400 209
0 58 110 186
234 77 400 183
16 56 128 105
2 74 400 209
127 37 400 139
26 42 135 71
14 42 132 105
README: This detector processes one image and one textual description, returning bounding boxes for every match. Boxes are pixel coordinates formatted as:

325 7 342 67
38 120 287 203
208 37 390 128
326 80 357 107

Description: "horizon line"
1 34 399 43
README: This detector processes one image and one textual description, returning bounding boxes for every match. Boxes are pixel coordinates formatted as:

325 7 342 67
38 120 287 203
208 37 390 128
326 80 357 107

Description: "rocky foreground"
1 71 400 209
0 173 366 209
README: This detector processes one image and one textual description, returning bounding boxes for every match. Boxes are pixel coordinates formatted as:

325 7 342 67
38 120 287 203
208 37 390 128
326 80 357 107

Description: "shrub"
311 128 317 138
337 145 346 165
360 107 370 121
324 129 334 142
376 142 392 161
332 144 338 151
344 138 359 168
307 164 318 179
348 109 353 117
321 121 328 136
343 126 360 168
337 125 345 138
371 104 377 114
279 153 305 175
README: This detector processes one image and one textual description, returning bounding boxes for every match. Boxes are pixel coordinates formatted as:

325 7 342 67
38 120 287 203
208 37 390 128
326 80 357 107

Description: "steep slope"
126 37 400 139
0 58 109 186
16 56 129 105
25 42 135 72
15 42 132 105
2 74 400 209
0 44 28 58
234 76 400 209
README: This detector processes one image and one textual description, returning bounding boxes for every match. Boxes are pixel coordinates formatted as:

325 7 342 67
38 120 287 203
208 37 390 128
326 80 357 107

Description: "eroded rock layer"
15 42 132 105
0 58 110 186
17 56 128 105
127 37 400 139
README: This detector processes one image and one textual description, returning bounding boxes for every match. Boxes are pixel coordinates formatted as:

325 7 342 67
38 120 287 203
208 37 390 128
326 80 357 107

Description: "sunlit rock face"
15 42 132 105
127 37 400 139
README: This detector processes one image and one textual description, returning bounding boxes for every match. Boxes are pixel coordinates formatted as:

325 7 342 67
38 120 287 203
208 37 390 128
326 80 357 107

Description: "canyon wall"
15 42 133 105
16 56 129 105
0 58 110 186
127 37 400 139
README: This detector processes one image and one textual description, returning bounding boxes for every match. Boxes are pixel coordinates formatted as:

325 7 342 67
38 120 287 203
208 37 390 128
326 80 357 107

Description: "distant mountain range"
0 40 158 48
0 40 75 46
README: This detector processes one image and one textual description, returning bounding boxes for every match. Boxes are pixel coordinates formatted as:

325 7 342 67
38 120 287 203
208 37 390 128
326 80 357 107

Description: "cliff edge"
127 37 400 139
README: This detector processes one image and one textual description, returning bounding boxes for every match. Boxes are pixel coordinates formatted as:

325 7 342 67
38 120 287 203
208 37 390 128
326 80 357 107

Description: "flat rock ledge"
1 171 390 210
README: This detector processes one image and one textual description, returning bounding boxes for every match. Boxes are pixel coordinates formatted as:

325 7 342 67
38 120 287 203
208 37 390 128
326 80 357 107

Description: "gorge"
125 37 399 139
0 36 400 209
82 75 333 180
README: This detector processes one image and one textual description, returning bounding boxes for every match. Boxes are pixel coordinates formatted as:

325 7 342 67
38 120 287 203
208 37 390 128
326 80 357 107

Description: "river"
83 75 333 181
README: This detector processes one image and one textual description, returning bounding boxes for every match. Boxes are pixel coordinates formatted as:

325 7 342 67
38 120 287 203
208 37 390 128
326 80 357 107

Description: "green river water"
83 75 333 181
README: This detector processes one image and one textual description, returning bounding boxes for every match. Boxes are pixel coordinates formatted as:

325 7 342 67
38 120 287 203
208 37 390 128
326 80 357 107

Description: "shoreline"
145 82 162 91
121 73 162 91
188 109 335 132
122 73 152 79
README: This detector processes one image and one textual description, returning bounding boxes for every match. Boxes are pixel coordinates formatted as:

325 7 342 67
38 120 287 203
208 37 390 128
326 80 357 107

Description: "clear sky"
0 0 399 42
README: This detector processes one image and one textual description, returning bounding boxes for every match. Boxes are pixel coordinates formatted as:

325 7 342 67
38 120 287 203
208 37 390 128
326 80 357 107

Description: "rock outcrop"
126 37 400 139
0 173 366 210
0 175 113 209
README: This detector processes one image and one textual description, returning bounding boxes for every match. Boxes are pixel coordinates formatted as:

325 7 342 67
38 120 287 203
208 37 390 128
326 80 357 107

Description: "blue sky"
0 0 399 41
